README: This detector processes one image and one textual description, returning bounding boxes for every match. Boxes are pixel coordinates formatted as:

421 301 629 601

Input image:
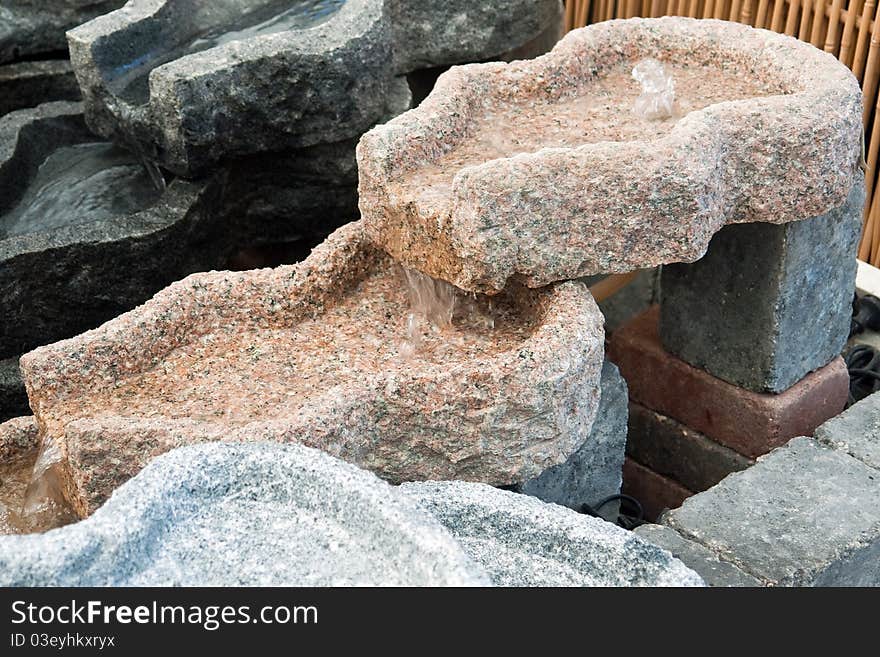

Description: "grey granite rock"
516 360 627 520
67 0 562 175
660 180 864 393
0 442 488 586
0 358 28 423
627 402 752 493
663 437 880 586
0 60 80 117
401 481 704 586
634 524 761 587
388 0 563 73
0 101 233 359
0 1 125 64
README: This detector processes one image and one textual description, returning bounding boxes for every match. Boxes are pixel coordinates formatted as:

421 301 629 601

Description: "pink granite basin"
20 221 604 517
357 17 862 294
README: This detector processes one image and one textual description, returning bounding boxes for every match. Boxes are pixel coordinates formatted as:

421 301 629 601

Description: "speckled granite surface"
0 442 489 586
358 17 863 293
20 221 604 517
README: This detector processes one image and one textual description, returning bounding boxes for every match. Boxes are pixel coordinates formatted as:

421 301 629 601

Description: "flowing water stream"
0 142 164 240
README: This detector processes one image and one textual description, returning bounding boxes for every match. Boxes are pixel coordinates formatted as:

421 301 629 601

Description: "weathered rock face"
357 17 862 294
20 220 605 517
0 442 488 586
0 60 81 117
400 480 704 586
0 102 232 363
0 1 125 64
67 0 562 176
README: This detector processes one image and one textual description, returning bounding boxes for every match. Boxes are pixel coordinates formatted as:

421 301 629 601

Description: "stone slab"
660 181 863 393
0 442 487 586
622 457 692 523
627 402 753 492
0 60 80 117
815 391 880 471
358 17 861 293
634 524 761 587
607 306 849 458
401 480 704 586
663 437 880 586
516 360 627 518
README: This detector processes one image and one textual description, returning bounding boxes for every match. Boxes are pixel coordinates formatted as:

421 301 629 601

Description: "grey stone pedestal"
660 181 864 393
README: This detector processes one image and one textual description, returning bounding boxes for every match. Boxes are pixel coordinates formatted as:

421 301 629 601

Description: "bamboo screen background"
562 0 880 264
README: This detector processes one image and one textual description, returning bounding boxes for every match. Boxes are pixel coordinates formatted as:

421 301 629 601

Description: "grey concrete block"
0 358 28 423
516 360 627 520
660 180 864 393
634 524 761 587
627 402 753 492
0 60 80 117
815 391 880 471
401 480 704 587
0 443 488 586
663 437 880 586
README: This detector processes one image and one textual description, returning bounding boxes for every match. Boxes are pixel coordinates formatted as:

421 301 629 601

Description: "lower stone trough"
20 221 605 518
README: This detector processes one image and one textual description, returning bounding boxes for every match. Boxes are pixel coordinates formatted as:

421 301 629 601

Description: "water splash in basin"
632 58 677 120
0 436 77 535
114 0 347 105
1 142 164 240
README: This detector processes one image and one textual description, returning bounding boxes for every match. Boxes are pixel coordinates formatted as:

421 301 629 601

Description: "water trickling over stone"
1 142 163 239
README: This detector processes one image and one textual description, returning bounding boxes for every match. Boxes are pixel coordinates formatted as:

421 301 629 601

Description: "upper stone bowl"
67 0 563 175
357 17 863 294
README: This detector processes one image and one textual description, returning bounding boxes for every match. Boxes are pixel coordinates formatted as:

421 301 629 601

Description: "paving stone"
663 437 880 586
660 181 863 393
634 524 761 587
607 306 849 458
627 402 753 492
622 457 692 523
401 480 704 586
517 360 627 519
815 391 880 471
